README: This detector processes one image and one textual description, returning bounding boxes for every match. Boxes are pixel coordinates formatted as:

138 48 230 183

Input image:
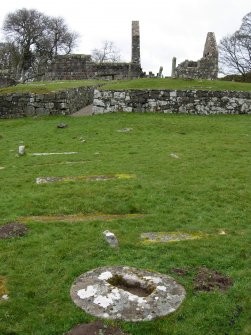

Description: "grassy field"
0 113 250 335
1 78 251 95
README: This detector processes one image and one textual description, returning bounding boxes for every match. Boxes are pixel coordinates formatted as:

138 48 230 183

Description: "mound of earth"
194 267 233 292
65 320 128 335
0 222 28 239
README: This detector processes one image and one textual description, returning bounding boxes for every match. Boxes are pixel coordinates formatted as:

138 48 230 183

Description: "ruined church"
44 22 218 81
44 21 142 81
172 32 218 80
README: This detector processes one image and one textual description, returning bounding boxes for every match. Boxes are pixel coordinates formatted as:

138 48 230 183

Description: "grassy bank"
101 78 251 91
0 113 250 335
1 78 251 95
0 79 104 94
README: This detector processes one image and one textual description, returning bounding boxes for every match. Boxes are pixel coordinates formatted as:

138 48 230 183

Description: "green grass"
1 78 251 95
101 78 251 91
0 80 104 94
0 113 250 335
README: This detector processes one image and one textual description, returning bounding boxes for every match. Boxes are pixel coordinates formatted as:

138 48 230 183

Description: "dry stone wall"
0 86 94 118
93 89 251 115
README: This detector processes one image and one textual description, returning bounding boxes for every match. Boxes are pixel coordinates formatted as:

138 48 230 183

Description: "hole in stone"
107 274 155 297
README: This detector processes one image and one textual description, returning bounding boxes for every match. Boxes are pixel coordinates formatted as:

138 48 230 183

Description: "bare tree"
219 12 251 77
0 42 21 74
3 8 46 78
1 8 78 80
91 41 121 63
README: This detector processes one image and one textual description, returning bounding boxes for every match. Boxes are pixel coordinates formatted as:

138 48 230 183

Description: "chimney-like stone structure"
203 32 218 59
132 21 140 64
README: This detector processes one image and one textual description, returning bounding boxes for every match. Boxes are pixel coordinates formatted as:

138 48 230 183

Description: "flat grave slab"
141 231 204 243
20 213 145 224
36 174 135 184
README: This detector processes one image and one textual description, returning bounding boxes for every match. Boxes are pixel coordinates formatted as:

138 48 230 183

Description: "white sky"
0 0 250 76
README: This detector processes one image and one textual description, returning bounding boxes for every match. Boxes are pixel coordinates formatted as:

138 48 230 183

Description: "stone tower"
131 21 140 64
203 32 218 59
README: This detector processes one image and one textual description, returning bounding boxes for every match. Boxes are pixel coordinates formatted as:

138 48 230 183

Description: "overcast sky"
0 0 250 76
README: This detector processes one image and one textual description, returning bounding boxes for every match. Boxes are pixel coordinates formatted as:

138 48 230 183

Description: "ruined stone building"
44 21 142 81
172 32 218 80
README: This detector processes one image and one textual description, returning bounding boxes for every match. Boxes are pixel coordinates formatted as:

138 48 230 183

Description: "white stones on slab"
103 230 119 248
141 232 204 243
98 271 113 280
77 286 98 299
70 266 186 322
31 152 78 156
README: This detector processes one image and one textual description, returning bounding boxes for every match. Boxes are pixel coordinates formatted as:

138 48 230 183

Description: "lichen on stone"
141 231 205 243
71 266 186 321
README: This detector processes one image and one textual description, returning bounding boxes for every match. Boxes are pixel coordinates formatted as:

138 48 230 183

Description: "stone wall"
0 86 94 118
93 89 251 115
44 55 142 81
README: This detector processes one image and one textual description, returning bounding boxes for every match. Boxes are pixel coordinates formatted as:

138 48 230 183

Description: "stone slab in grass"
64 320 128 335
0 222 28 239
20 213 145 224
36 174 135 184
141 231 204 243
70 266 186 322
31 152 78 156
117 128 133 133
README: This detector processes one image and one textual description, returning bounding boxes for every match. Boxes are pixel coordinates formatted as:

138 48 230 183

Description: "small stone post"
171 57 177 78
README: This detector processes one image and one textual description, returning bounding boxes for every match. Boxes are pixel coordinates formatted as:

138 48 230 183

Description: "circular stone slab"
70 266 186 321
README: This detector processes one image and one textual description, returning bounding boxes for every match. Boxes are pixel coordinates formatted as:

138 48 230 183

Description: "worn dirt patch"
65 320 127 335
0 222 28 239
171 268 189 276
194 267 233 292
0 277 7 296
20 213 145 224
